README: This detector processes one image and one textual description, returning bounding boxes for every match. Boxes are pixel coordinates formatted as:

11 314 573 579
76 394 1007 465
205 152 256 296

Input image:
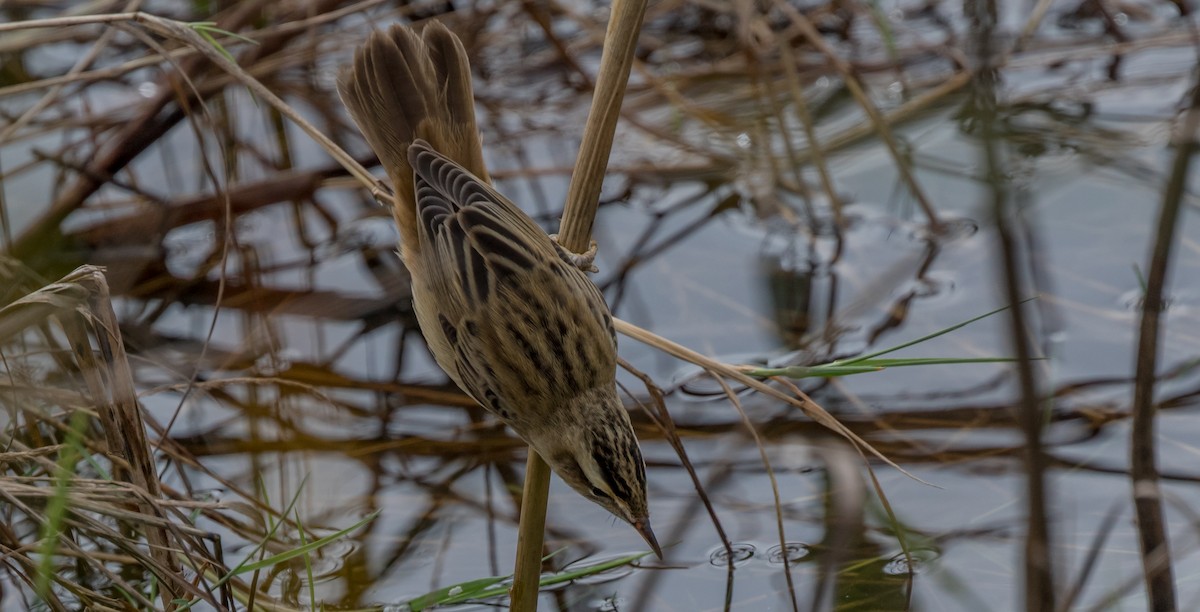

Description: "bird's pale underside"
338 21 660 557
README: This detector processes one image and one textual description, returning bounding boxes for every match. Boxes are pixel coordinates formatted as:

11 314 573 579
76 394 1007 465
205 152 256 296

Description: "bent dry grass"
0 264 377 611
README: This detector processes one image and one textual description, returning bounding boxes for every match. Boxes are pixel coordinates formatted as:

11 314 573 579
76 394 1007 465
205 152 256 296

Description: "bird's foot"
549 234 599 273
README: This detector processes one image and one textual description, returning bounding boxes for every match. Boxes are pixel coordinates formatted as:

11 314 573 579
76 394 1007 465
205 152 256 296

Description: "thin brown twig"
711 373 799 612
616 317 927 483
969 0 1056 605
1128 66 1200 612
618 358 732 555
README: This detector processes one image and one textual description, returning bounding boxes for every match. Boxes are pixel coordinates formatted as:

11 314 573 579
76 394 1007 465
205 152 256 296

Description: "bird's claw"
549 234 599 273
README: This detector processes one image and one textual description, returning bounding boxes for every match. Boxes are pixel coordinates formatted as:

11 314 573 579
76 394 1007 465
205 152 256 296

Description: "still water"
2 1 1199 610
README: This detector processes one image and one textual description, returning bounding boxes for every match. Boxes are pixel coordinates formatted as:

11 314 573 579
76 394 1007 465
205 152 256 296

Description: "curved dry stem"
617 358 733 555
711 373 800 612
615 317 927 485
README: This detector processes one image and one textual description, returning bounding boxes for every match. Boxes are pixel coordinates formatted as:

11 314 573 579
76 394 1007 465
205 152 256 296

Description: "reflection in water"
763 246 821 351
2 1 1200 611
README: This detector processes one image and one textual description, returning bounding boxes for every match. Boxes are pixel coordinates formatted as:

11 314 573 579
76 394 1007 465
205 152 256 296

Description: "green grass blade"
1132 263 1148 292
407 551 651 609
295 507 317 608
846 357 1027 367
747 357 1028 378
837 299 1034 366
34 409 91 599
185 22 258 66
744 301 1037 379
743 364 884 378
408 575 511 611
188 22 259 46
176 476 378 610
235 510 380 574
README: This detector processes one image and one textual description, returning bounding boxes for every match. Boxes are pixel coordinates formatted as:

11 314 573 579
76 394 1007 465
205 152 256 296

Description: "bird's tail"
337 22 488 249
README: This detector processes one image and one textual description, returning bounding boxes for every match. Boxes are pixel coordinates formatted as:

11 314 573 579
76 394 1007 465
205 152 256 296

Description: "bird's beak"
634 518 663 559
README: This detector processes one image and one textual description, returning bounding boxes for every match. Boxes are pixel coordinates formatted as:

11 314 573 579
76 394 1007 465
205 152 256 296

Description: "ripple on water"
882 548 940 575
766 542 813 565
674 357 762 403
709 542 756 567
285 538 360 584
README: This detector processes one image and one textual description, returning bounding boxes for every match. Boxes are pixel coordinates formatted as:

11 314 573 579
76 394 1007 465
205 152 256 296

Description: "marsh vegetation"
0 0 1197 610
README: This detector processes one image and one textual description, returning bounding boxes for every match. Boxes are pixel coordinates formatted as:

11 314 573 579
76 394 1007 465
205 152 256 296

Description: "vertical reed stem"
509 0 649 608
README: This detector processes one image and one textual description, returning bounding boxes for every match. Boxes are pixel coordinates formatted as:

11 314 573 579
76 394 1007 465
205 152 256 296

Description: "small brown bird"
338 22 660 557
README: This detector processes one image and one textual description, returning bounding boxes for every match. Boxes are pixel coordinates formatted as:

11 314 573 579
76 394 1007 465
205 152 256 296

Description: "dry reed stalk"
511 0 651 606
0 264 333 609
1127 67 1200 612
0 266 183 608
966 3 1055 606
69 268 182 606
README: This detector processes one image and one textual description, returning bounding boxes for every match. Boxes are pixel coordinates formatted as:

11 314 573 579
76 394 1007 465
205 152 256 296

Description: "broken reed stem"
82 269 183 604
78 269 182 611
0 266 181 609
509 0 649 609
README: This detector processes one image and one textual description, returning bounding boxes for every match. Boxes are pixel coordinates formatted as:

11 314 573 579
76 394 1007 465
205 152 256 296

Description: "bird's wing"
431 309 521 424
409 139 558 303
407 140 618 421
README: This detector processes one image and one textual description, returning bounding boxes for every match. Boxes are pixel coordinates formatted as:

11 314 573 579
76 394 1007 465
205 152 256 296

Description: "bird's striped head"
530 384 661 558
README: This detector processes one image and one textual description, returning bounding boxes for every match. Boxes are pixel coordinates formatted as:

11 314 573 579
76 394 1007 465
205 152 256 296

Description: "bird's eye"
589 486 608 498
